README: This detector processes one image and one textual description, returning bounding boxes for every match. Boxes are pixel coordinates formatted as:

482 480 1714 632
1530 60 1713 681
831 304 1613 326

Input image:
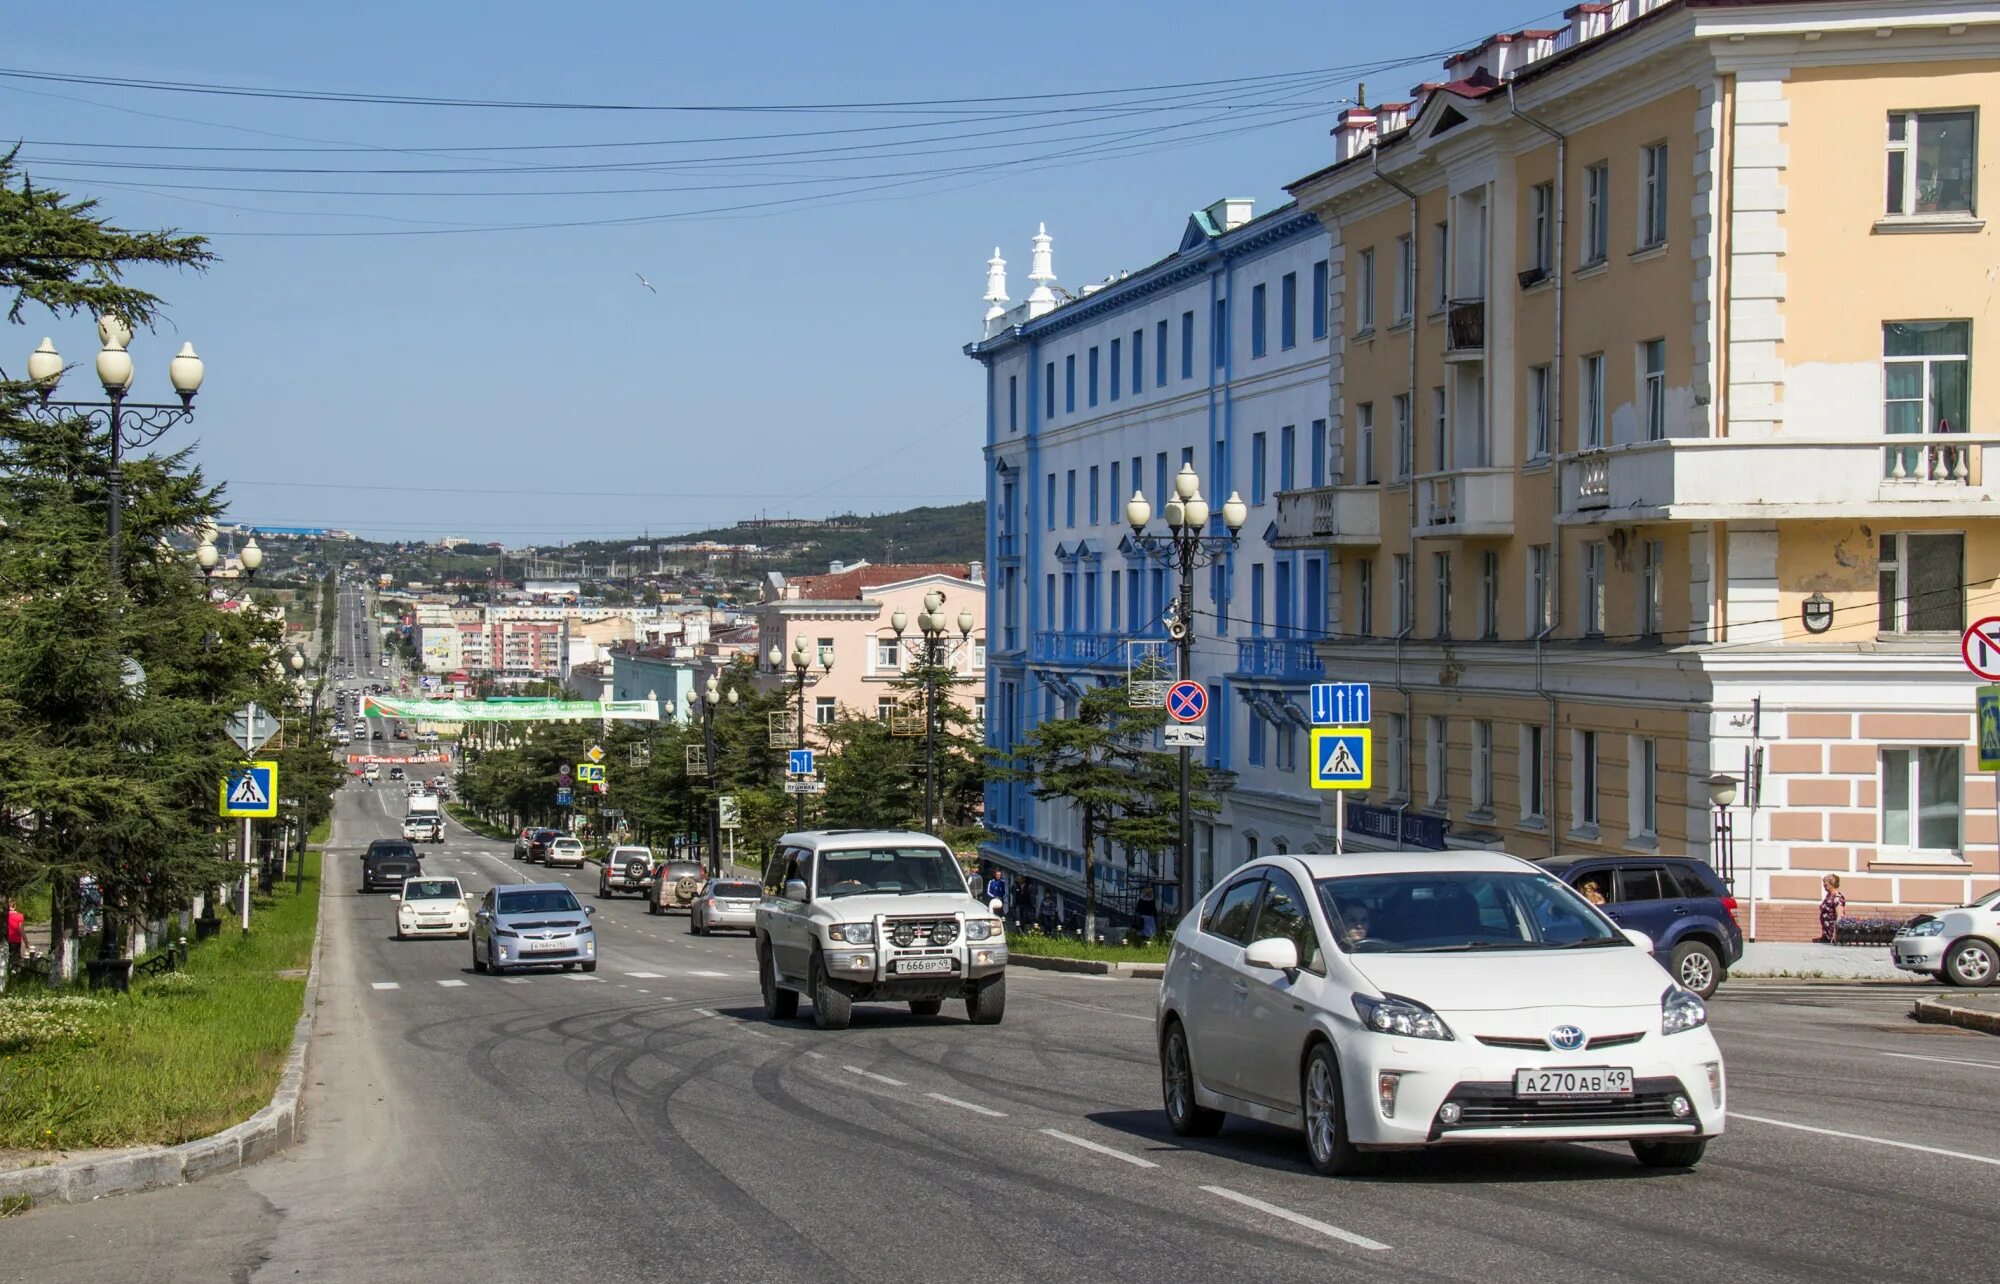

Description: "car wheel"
1670 941 1722 998
810 952 852 1030
1301 1043 1370 1176
760 941 799 1020
472 943 486 973
908 999 943 1017
1632 1138 1709 1169
582 962 596 974
1944 938 1998 987
1161 1020 1224 1138
964 975 1006 1026
563 962 575 971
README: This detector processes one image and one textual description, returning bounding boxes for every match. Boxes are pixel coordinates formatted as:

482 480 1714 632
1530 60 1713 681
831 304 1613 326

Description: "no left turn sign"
1963 617 2000 681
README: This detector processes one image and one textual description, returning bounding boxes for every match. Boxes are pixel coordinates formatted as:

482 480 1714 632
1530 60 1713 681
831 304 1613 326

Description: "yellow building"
1281 0 2000 938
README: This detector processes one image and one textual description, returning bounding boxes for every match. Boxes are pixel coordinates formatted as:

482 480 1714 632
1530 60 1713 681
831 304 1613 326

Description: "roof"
780 828 952 848
1534 853 1713 870
1278 851 1542 878
786 563 972 601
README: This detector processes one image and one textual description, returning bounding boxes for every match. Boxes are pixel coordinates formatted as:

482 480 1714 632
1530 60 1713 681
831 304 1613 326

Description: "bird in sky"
635 272 657 294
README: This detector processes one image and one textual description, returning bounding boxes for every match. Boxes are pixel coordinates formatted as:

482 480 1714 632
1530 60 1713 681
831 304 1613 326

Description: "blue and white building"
966 199 1334 917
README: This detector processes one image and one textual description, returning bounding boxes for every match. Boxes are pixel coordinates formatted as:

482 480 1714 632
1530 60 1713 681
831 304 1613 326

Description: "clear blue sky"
3 0 1550 544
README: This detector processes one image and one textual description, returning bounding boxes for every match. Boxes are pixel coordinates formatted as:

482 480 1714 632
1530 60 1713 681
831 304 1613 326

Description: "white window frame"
1878 531 1965 635
1431 221 1450 312
1530 181 1554 274
973 695 986 726
1528 544 1551 634
1640 142 1669 248
1426 715 1448 808
1879 744 1965 860
1583 541 1606 636
1393 393 1412 480
1356 247 1376 333
1431 385 1448 472
1394 233 1414 323
1642 338 1667 441
1386 712 1408 798
1584 162 1609 264
815 696 838 726
1628 735 1658 841
876 636 901 670
1640 540 1664 637
1886 109 1978 218
1433 550 1452 640
1472 720 1493 814
877 696 897 723
1392 553 1411 634
1529 363 1552 459
1357 402 1376 484
1520 723 1545 823
1356 559 1374 636
1479 550 1499 640
1582 352 1605 448
1572 728 1599 832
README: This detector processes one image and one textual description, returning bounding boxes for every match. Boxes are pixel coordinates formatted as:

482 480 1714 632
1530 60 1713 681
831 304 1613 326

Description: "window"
1088 346 1100 407
1109 339 1121 401
1311 419 1327 487
1884 321 1970 479
1045 574 1055 627
1087 465 1099 525
973 695 986 725
1280 271 1298 349
1522 723 1545 821
1250 562 1266 635
1529 364 1552 459
1132 329 1144 393
973 638 986 669
1065 469 1076 528
1426 716 1447 807
1212 298 1228 367
1155 452 1168 507
1247 708 1266 765
1045 362 1055 418
1392 553 1411 634
1385 713 1407 797
817 637 835 667
1583 541 1606 636
1275 560 1293 636
1065 353 1076 413
876 696 896 723
1155 319 1168 385
1251 282 1268 358
1109 568 1121 631
1479 550 1499 639
1127 571 1141 630
1581 352 1605 449
1629 736 1658 839
1355 248 1376 332
1472 720 1493 813
1529 545 1551 633
1433 551 1452 639
1008 375 1017 433
1886 110 1976 217
1583 163 1609 264
1640 142 1669 248
1203 876 1263 943
1045 473 1056 530
1431 386 1449 473
1392 393 1412 480
1575 729 1599 829
1394 233 1414 322
1311 259 1329 339
1642 339 1667 441
1280 424 1296 491
815 696 837 726
1882 746 1962 854
1356 559 1374 637
1061 571 1075 629
877 636 901 669
1083 569 1099 631
1640 540 1664 637
1432 221 1449 311
1181 310 1195 379
1358 402 1376 484
1879 532 1964 633
1276 723 1298 775
1530 181 1554 274
1108 460 1120 520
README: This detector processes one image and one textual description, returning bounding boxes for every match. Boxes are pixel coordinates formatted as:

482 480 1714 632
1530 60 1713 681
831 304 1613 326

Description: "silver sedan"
691 879 762 936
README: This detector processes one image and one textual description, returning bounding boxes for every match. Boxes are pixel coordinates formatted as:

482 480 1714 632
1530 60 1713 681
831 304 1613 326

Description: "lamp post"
886 591 977 836
1706 772 1739 889
769 637 832 830
695 675 737 876
1125 464 1248 915
23 318 205 580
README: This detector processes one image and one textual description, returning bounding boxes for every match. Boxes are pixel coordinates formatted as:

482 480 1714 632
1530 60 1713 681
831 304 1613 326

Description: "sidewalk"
1732 940 1917 982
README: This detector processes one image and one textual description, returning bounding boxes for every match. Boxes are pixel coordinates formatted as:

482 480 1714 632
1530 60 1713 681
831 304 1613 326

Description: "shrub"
0 996 110 1052
1832 916 1911 946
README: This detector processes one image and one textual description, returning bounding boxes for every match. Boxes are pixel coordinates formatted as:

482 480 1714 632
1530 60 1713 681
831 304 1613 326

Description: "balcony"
1030 630 1127 669
996 530 1020 560
1234 637 1326 683
1445 297 1485 359
1562 435 2000 524
1414 468 1515 538
1271 485 1382 549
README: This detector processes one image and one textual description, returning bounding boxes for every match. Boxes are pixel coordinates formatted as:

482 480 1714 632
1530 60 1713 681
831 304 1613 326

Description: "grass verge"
1005 929 1170 964
447 805 513 842
0 849 321 1151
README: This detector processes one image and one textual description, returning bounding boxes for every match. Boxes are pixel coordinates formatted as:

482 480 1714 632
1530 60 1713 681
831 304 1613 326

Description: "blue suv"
1536 856 1744 997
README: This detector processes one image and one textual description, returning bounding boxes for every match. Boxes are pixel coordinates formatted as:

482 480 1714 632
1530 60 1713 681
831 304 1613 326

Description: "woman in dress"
1817 873 1847 943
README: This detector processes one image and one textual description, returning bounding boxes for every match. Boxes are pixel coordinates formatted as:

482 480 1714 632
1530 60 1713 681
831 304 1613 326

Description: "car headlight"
492 928 519 938
1662 985 1708 1035
1352 993 1454 1041
1899 918 1946 938
964 919 1001 942
829 923 875 945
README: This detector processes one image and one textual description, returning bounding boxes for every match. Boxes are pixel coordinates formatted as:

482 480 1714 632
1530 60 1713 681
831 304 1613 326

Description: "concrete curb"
1009 954 1164 981
0 877 325 1208
1912 996 2000 1035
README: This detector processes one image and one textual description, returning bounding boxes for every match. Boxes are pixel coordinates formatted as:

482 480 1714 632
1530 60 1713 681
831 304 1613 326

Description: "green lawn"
0 849 322 1150
446 805 513 842
1006 929 1171 964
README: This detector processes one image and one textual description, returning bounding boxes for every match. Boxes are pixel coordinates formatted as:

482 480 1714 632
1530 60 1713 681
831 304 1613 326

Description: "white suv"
756 830 1007 1030
544 836 587 869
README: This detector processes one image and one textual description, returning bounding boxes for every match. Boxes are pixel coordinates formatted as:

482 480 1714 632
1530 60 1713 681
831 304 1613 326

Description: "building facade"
1277 0 2000 936
967 204 1335 916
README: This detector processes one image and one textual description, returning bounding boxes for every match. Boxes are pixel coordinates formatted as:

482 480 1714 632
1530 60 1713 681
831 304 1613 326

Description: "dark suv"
518 828 562 864
361 842 423 893
1536 855 1743 997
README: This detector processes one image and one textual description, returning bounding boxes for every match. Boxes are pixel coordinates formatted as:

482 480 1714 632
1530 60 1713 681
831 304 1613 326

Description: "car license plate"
896 958 953 975
1514 1067 1633 1098
525 941 570 954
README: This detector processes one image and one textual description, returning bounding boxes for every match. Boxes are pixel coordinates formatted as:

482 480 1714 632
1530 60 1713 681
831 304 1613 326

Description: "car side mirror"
390 893 401 902
1621 927 1655 953
784 879 808 902
585 905 596 916
1243 936 1300 972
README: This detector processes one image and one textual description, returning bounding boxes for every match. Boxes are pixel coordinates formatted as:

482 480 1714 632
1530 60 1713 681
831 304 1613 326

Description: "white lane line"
565 974 605 982
1039 1128 1158 1169
1033 995 1154 1023
436 979 467 988
804 1050 826 1060
1884 1051 2000 1071
926 1093 1006 1118
690 970 731 978
625 971 665 979
1729 1112 2000 1167
694 1008 719 1019
370 982 400 990
844 1065 908 1087
502 977 531 985
1200 1185 1391 1253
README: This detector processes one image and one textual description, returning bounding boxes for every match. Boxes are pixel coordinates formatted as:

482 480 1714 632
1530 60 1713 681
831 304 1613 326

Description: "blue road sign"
1310 682 1372 726
1310 729 1371 790
219 761 279 818
556 786 573 807
788 748 816 777
1166 681 1208 723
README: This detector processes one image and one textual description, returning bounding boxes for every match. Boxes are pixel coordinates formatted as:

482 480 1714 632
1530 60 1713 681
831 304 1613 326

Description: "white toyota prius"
1157 850 1725 1175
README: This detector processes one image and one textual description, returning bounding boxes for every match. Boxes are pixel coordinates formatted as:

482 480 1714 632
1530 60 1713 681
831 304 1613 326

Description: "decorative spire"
983 245 1009 327
1026 222 1057 317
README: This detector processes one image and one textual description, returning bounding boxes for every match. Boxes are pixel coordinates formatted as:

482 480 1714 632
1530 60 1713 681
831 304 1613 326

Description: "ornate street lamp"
770 636 832 829
886 589 977 836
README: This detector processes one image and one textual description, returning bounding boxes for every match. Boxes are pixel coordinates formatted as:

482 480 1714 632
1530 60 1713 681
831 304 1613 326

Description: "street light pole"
891 591 977 836
1125 464 1248 917
698 675 737 877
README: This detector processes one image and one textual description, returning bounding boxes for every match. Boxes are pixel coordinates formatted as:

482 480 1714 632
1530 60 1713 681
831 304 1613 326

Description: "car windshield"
497 889 582 915
816 847 966 898
711 881 760 899
614 849 651 862
1314 870 1625 953
403 879 460 901
664 862 704 877
370 844 417 860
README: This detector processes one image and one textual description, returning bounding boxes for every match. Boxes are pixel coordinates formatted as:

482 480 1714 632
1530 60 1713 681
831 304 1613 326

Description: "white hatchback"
1157 851 1725 1175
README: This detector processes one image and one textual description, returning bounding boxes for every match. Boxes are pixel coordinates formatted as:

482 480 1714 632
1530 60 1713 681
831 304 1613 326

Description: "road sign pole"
1336 792 1345 857
240 817 253 934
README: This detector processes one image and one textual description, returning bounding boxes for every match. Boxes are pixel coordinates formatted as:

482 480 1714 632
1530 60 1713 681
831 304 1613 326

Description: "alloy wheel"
1305 1056 1339 1165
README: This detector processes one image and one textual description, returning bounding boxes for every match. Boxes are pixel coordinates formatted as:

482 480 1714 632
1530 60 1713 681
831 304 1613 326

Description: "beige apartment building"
1279 0 2000 937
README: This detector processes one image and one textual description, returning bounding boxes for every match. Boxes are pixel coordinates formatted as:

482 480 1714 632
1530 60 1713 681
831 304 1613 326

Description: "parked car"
471 883 596 975
598 846 655 898
692 879 762 936
1893 888 2000 986
1157 850 1724 1175
1534 855 1743 998
544 835 586 868
394 876 470 939
361 847 422 893
647 860 709 915
521 828 562 864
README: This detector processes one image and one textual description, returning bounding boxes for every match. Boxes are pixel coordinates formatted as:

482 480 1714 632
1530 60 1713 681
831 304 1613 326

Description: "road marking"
694 1008 719 1019
804 1050 826 1060
844 1065 908 1087
1729 1112 2000 1166
690 970 731 978
1883 1051 2000 1071
502 977 531 985
625 971 665 978
370 982 399 990
436 979 467 988
926 1093 1006 1117
1200 1185 1391 1252
565 973 605 982
1034 995 1154 1023
1039 1128 1158 1168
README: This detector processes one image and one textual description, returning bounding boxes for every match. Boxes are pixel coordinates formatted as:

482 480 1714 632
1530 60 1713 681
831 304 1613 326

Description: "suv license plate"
896 958 953 975
1514 1067 1633 1098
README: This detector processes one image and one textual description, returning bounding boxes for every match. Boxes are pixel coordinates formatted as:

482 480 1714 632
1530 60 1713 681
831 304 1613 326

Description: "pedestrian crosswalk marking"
370 981 399 990
565 973 605 982
625 971 665 978
436 979 467 987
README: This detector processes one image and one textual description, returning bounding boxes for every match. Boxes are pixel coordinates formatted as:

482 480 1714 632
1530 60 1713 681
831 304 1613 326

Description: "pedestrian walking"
1135 888 1159 941
5 899 23 967
1817 873 1847 943
986 869 1007 909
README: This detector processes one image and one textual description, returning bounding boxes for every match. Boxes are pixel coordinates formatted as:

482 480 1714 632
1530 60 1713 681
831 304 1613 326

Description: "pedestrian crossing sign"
1979 685 2000 772
1310 729 1370 791
219 761 280 817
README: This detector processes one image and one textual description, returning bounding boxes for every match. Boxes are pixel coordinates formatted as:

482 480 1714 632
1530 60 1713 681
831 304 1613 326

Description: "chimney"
828 559 845 574
968 560 985 585
1026 223 1058 318
1374 101 1411 133
1332 106 1378 161
1203 197 1255 232
983 246 1009 332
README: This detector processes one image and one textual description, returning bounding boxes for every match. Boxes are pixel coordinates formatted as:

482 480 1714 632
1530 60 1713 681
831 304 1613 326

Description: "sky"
3 0 1552 545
